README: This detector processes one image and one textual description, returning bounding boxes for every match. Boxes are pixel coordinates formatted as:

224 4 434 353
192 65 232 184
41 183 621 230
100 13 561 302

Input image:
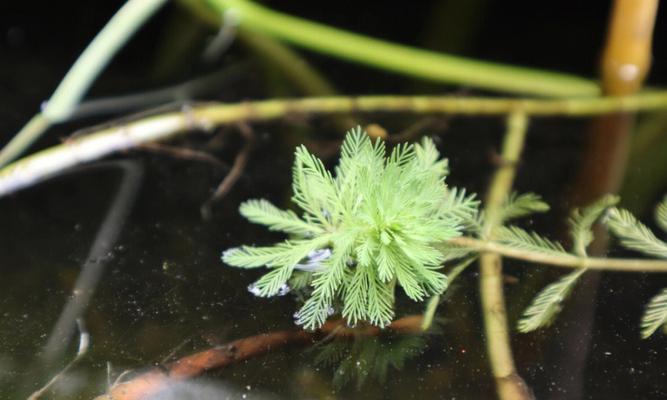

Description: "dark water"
1 1 667 399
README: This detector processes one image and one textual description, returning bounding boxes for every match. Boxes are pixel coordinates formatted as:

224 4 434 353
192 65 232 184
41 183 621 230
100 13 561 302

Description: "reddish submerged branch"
94 315 423 400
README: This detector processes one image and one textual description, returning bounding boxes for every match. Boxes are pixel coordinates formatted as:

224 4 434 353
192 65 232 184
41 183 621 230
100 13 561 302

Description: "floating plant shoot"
222 127 478 329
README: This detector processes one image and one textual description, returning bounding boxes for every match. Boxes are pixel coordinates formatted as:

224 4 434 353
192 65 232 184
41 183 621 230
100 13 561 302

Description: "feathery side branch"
4 93 667 197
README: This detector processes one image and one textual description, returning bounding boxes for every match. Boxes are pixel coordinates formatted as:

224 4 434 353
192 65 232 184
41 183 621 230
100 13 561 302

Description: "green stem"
204 0 599 98
4 93 667 197
479 112 532 400
451 236 667 272
0 0 168 167
0 114 51 168
193 92 667 119
44 0 168 121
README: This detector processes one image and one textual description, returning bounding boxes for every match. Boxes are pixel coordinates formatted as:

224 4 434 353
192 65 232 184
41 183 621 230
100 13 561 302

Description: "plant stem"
44 0 168 122
4 93 667 197
203 0 599 98
0 0 168 167
450 236 667 272
0 114 51 168
479 112 533 400
191 92 667 118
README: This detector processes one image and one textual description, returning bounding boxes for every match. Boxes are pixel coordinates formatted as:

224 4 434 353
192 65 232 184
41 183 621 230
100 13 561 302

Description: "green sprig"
223 127 476 329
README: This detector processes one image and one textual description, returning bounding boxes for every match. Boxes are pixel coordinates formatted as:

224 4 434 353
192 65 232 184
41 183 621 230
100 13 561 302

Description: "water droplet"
247 283 261 296
277 283 291 296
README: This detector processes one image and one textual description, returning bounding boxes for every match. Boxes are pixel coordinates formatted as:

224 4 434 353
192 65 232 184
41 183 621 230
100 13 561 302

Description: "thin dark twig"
201 124 256 219
136 142 228 168
388 117 449 143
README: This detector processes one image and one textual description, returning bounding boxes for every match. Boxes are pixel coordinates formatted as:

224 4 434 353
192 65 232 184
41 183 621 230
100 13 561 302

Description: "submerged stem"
450 236 667 273
479 112 533 400
204 0 599 97
0 0 168 167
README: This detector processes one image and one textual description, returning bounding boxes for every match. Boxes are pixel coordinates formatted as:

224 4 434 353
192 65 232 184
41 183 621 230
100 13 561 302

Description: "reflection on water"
43 161 143 362
143 379 278 400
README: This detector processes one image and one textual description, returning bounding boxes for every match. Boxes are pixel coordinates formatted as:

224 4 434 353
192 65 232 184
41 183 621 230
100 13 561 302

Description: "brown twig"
200 124 256 219
93 315 423 400
387 117 449 143
135 143 227 168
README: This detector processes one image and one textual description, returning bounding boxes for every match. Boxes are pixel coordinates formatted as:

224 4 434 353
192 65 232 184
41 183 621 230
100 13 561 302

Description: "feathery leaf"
496 226 570 257
606 207 667 258
656 196 667 233
568 194 619 256
518 268 585 332
441 187 479 224
641 288 667 338
500 192 549 223
239 199 323 236
222 236 331 269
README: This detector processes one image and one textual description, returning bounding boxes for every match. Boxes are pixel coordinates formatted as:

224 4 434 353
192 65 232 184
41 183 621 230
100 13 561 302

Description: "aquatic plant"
489 193 667 338
222 127 477 329
222 126 667 338
313 334 426 390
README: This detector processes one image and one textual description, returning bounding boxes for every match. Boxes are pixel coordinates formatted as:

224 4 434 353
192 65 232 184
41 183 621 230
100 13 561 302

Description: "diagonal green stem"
0 0 168 167
203 0 599 98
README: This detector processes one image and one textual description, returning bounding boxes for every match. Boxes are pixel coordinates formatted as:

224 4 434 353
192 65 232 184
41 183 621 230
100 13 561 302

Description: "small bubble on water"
277 283 291 296
247 283 261 296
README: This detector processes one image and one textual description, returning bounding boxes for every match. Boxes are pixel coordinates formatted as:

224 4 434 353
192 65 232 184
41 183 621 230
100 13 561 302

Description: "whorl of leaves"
223 127 478 329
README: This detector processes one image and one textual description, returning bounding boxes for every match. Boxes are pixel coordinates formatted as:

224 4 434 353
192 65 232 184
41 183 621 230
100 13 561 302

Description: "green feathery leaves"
222 127 475 329
240 199 324 236
605 207 667 259
314 335 426 390
500 192 550 223
568 194 619 256
441 187 479 225
656 196 667 233
641 288 667 339
496 226 569 257
517 196 618 333
222 236 331 269
518 268 585 332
